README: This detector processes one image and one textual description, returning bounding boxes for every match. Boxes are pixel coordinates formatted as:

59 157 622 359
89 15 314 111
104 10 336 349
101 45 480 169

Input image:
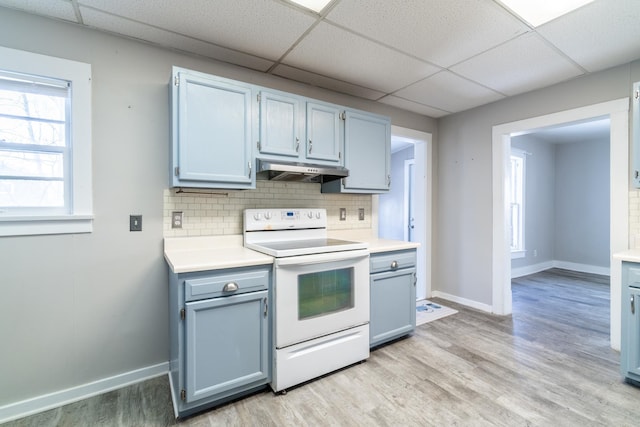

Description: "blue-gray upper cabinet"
257 90 302 159
171 67 255 189
257 91 342 166
322 110 391 193
306 101 342 164
632 81 640 188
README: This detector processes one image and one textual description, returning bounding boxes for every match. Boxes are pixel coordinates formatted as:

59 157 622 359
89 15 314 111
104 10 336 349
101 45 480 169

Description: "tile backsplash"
163 181 373 237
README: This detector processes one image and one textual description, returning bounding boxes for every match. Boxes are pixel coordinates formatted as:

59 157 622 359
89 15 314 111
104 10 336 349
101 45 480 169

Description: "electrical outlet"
129 215 142 231
339 208 346 221
533 249 538 257
172 211 183 229
358 208 365 221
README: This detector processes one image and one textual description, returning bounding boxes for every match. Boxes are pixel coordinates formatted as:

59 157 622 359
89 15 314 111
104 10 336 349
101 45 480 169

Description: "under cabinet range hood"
256 159 348 183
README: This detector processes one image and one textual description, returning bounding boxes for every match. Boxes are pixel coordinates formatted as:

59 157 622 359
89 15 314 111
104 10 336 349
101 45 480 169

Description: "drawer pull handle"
390 261 398 270
223 282 239 292
632 295 636 315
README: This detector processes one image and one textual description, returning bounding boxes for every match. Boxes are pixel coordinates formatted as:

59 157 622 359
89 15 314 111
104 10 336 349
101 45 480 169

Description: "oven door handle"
275 249 369 266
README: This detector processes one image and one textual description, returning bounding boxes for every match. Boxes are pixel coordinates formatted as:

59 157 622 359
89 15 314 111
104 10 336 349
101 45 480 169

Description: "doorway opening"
492 98 629 350
377 126 432 300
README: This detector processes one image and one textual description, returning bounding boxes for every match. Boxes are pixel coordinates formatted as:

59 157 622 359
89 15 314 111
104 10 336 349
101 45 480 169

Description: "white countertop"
164 235 273 273
328 229 420 253
613 249 640 263
164 232 419 274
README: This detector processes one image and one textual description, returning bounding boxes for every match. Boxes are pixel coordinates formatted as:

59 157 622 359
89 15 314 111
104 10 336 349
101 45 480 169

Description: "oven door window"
298 267 354 320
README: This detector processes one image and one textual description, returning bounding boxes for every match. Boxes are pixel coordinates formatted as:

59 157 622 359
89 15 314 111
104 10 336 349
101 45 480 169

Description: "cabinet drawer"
370 250 416 274
185 268 269 302
628 266 640 288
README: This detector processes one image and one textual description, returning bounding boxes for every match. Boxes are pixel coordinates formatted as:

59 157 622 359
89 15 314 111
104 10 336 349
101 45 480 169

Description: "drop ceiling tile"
451 33 585 97
378 95 450 118
79 0 316 60
272 64 385 100
394 71 505 113
282 21 440 93
0 0 77 22
537 0 640 72
80 7 274 71
326 0 529 68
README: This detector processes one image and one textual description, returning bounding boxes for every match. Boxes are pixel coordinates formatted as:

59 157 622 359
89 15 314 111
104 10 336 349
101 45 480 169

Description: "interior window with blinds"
0 71 70 213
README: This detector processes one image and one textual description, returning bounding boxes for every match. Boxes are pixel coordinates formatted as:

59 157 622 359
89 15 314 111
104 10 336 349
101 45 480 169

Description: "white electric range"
244 208 370 393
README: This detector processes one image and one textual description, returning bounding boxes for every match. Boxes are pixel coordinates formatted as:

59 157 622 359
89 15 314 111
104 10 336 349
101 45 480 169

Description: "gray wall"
555 138 610 267
511 136 556 268
0 8 435 407
511 135 610 272
436 60 640 306
379 146 414 240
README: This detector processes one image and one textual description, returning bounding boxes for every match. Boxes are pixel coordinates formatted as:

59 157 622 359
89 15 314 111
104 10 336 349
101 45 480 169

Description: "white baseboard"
511 261 555 278
511 260 610 278
0 362 169 424
431 290 493 313
552 261 610 276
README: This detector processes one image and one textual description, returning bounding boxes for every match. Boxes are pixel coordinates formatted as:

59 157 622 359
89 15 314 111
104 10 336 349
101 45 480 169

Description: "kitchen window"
0 46 92 236
510 149 525 258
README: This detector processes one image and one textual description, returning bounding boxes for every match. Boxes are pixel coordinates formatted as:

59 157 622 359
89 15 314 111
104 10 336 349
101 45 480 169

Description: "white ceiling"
1 0 639 118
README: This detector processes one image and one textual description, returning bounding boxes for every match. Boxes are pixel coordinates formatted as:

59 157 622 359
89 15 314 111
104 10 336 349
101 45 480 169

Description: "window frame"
510 148 526 259
0 46 92 236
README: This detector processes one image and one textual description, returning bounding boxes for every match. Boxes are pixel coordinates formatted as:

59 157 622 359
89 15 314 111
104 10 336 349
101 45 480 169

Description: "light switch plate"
339 208 346 221
130 215 142 231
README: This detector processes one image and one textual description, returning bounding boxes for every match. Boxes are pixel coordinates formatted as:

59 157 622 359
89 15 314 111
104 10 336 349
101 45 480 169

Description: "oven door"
274 249 369 348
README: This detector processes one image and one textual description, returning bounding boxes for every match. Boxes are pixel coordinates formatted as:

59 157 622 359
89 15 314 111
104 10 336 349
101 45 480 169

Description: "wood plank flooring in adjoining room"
5 268 640 426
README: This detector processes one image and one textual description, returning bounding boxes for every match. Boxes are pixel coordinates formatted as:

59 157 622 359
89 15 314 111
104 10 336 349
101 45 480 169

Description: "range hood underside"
256 160 348 183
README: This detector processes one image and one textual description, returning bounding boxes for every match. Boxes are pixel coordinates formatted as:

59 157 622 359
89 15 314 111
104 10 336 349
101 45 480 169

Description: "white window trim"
0 46 92 236
510 148 526 258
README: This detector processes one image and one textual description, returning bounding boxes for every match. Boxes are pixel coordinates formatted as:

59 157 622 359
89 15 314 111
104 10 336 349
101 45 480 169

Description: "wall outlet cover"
358 208 365 220
172 211 183 229
339 208 346 221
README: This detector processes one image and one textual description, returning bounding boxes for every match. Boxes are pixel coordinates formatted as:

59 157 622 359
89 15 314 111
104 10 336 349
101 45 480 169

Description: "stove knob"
316 211 321 219
253 212 262 220
264 211 272 220
306 211 313 219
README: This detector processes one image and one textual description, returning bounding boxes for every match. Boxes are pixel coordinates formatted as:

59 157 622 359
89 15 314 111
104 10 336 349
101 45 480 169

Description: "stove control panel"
244 208 326 231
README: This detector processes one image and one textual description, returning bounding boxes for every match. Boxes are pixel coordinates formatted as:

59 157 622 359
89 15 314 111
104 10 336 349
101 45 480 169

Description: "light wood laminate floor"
6 268 640 426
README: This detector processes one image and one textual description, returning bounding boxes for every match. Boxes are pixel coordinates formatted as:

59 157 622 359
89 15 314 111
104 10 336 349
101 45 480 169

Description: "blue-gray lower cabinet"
621 262 640 385
169 265 271 418
369 249 417 348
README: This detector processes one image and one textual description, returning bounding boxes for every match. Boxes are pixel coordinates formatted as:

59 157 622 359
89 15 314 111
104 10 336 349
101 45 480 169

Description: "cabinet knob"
223 282 239 292
390 260 398 270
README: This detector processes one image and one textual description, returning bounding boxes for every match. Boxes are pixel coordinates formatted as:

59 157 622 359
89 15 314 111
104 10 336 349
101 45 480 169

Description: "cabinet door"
172 70 254 189
370 268 416 347
624 285 640 378
184 290 268 403
258 91 302 159
306 102 342 164
324 110 390 193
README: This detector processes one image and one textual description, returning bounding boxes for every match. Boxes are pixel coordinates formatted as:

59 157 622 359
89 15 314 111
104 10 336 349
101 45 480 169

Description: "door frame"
491 98 629 350
403 158 415 242
377 126 432 300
